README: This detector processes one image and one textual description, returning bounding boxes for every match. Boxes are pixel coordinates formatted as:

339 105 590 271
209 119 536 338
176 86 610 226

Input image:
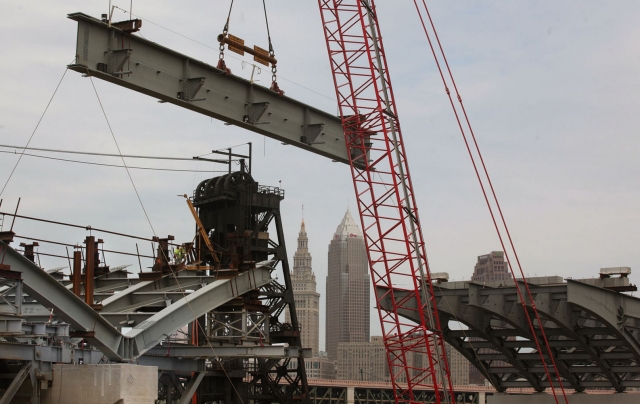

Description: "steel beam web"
317 1 454 403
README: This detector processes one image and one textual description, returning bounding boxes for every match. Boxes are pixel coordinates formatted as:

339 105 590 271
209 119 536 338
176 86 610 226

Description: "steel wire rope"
410 2 568 401
0 151 225 173
223 0 235 34
110 5 337 103
0 143 226 162
410 4 564 398
84 66 251 404
414 1 569 397
416 5 569 397
0 65 69 198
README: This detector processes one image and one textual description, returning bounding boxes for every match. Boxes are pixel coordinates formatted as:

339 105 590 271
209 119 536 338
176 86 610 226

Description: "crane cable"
218 0 235 61
217 0 282 94
0 66 69 198
83 65 249 404
262 0 278 86
412 2 566 400
411 1 569 402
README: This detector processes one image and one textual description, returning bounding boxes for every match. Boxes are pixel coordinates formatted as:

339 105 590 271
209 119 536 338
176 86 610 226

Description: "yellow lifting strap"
183 194 220 270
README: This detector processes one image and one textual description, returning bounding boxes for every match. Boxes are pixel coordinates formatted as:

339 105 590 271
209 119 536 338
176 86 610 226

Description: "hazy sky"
1 1 638 351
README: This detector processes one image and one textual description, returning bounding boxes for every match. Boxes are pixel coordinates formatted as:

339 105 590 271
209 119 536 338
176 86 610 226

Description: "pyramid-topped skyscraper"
325 209 370 361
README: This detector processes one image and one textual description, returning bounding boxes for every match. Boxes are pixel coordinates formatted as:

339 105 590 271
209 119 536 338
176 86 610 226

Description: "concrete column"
43 364 157 404
347 386 354 404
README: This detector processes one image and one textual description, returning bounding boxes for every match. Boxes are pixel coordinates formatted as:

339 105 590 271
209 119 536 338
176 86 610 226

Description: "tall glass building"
325 210 370 361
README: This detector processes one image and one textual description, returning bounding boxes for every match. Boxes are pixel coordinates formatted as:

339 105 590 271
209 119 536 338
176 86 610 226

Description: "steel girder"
378 278 640 392
0 361 32 404
145 345 312 359
124 267 272 355
0 240 273 361
67 12 353 165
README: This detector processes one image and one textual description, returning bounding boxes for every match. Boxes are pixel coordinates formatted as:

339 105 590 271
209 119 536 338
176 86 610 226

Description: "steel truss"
317 1 453 402
0 173 313 404
304 386 480 404
382 276 640 392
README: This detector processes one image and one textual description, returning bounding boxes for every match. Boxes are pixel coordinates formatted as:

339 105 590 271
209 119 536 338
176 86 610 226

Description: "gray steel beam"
0 361 31 404
0 241 273 361
533 293 623 391
96 280 152 306
478 351 636 361
0 342 205 372
101 276 204 312
100 312 154 327
178 372 205 404
137 355 205 373
380 285 541 392
125 267 273 356
383 279 640 393
0 240 125 360
499 380 640 388
0 341 105 366
567 280 640 363
145 344 311 358
67 13 355 165
486 365 640 374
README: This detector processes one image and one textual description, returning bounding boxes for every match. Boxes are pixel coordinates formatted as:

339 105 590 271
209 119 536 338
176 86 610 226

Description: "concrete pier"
42 364 157 404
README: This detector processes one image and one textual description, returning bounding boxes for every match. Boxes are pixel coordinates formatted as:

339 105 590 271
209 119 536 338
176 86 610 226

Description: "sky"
1 1 639 352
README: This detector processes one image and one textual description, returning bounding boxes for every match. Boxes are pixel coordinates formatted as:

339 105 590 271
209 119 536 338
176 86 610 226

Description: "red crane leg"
318 1 455 403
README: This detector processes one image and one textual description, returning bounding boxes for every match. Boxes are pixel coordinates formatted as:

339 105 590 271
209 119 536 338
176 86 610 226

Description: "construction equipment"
66 5 455 402
317 1 454 403
183 194 220 271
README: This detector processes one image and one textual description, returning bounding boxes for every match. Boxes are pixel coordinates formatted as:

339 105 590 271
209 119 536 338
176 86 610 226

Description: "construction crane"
317 1 454 403
64 3 455 402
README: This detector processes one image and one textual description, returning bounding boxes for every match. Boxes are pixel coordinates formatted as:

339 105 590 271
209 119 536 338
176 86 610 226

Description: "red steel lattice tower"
318 1 455 403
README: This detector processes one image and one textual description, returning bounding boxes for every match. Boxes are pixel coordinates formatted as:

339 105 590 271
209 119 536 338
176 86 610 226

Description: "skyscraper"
286 220 320 355
325 210 370 361
471 251 511 283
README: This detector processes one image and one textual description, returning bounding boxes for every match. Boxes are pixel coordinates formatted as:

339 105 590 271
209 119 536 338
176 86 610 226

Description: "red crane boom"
318 1 455 403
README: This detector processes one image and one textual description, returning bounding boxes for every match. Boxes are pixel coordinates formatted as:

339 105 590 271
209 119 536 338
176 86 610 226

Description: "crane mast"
317 1 454 403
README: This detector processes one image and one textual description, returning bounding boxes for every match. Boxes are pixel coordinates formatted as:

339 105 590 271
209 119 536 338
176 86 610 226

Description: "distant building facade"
285 220 320 355
337 337 388 382
471 251 510 283
287 352 335 380
443 344 470 386
336 337 469 385
470 251 511 384
325 210 370 361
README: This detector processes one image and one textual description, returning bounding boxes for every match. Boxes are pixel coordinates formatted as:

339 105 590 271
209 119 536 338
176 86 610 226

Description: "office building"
325 210 370 361
285 220 320 355
471 251 511 283
337 337 469 385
